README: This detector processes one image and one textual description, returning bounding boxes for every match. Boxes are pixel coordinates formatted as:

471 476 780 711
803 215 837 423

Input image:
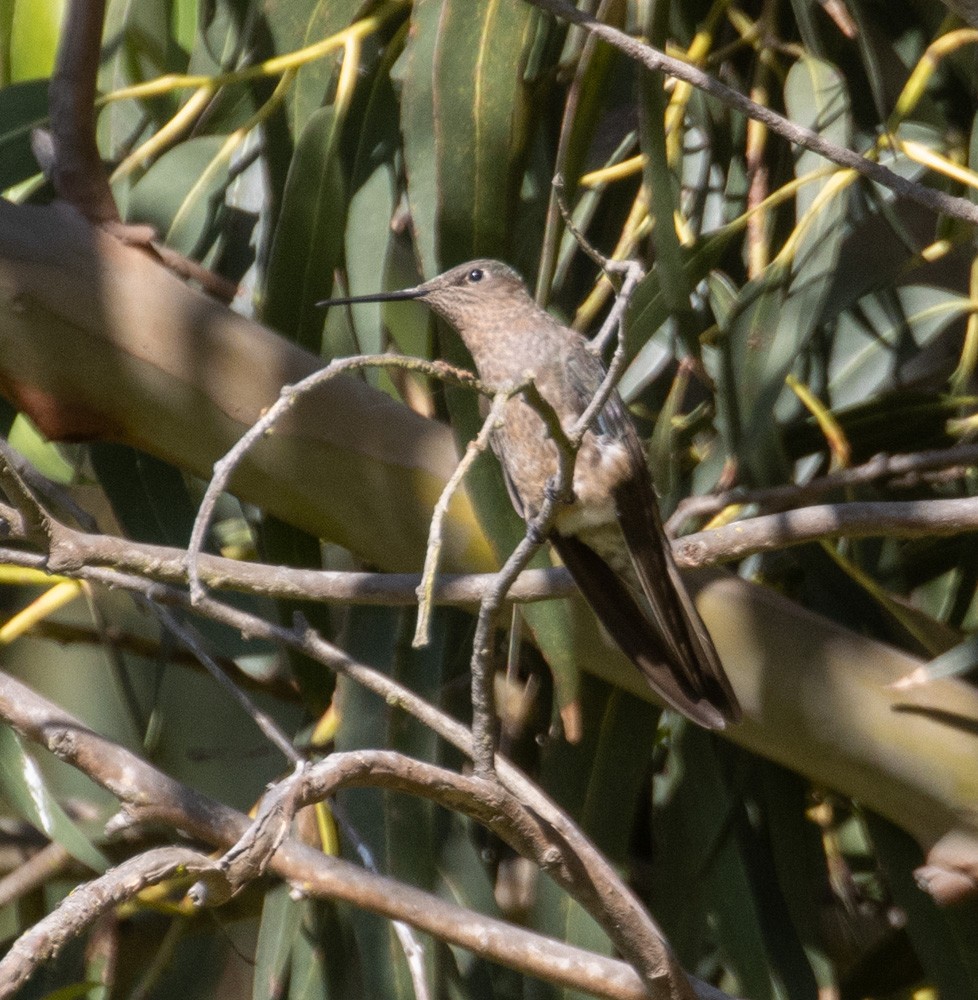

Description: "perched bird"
320 260 741 729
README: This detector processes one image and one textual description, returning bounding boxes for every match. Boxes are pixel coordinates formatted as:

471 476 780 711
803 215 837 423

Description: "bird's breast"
558 434 632 530
495 393 632 524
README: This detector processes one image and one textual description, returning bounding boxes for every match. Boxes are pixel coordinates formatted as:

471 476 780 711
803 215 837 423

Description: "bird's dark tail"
550 531 738 730
612 475 741 726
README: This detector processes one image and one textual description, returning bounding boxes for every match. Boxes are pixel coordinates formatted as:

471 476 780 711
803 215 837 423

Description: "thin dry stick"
675 496 978 565
0 505 572 607
0 440 54 546
667 443 978 531
416 387 509 783
582 260 645 379
413 388 516 647
465 380 581 780
331 799 432 1000
524 0 978 227
0 847 218 1000
154 607 300 764
185 354 483 602
209 745 688 983
535 0 619 303
13 486 978 602
0 451 301 762
0 842 74 909
550 173 648 357
57 558 691 997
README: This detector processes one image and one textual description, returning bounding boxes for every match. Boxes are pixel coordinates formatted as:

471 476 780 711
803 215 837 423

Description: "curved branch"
0 669 718 1000
186 354 485 602
0 847 217 999
213 750 588 913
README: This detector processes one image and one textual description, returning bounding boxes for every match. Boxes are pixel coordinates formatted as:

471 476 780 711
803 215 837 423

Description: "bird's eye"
467 268 484 283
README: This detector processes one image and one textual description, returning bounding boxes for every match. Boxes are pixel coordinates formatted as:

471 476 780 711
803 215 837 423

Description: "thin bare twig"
550 177 648 362
414 388 516 647
331 800 432 1000
523 0 978 227
0 842 73 909
464 380 580 780
0 846 218 999
675 497 978 565
13 486 978 602
80 560 691 995
667 444 978 532
535 0 619 304
0 439 54 546
186 354 483 603
551 172 612 276
0 444 695 994
153 608 300 764
583 259 645 365
416 386 535 783
0 511 574 606
0 466 301 763
467 487 557 778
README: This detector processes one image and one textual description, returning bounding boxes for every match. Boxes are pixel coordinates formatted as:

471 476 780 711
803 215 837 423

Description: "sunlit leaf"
722 55 854 481
0 725 109 873
127 135 231 256
9 0 64 81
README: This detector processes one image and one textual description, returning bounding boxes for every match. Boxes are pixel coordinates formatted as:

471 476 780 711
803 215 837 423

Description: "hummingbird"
320 260 741 729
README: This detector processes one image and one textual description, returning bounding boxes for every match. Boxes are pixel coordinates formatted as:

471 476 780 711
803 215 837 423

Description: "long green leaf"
263 105 348 352
0 724 109 873
723 55 853 481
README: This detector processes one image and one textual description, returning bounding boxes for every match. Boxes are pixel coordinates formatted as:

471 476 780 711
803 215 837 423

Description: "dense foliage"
2 1 978 998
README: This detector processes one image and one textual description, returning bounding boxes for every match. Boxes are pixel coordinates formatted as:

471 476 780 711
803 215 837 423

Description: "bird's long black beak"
317 286 428 308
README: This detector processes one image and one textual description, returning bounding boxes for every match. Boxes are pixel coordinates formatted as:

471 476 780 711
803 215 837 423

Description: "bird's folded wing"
550 531 730 729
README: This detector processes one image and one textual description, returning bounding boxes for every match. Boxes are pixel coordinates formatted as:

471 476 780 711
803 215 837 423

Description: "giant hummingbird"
320 259 741 729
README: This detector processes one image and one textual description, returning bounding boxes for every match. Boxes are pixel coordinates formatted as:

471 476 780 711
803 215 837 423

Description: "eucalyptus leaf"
0 725 109 873
127 135 231 258
263 105 348 352
723 55 853 481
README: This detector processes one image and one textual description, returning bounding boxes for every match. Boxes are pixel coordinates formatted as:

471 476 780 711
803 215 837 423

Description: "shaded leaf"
263 106 347 352
0 80 48 188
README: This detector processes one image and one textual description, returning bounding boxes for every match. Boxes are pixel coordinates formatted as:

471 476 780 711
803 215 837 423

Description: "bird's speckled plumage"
321 259 741 729
416 261 632 528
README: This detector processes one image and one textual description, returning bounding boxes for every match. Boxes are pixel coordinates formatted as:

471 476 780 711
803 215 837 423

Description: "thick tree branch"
0 670 719 1000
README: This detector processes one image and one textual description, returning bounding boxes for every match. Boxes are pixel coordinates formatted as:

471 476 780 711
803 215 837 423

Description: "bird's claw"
544 479 575 506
